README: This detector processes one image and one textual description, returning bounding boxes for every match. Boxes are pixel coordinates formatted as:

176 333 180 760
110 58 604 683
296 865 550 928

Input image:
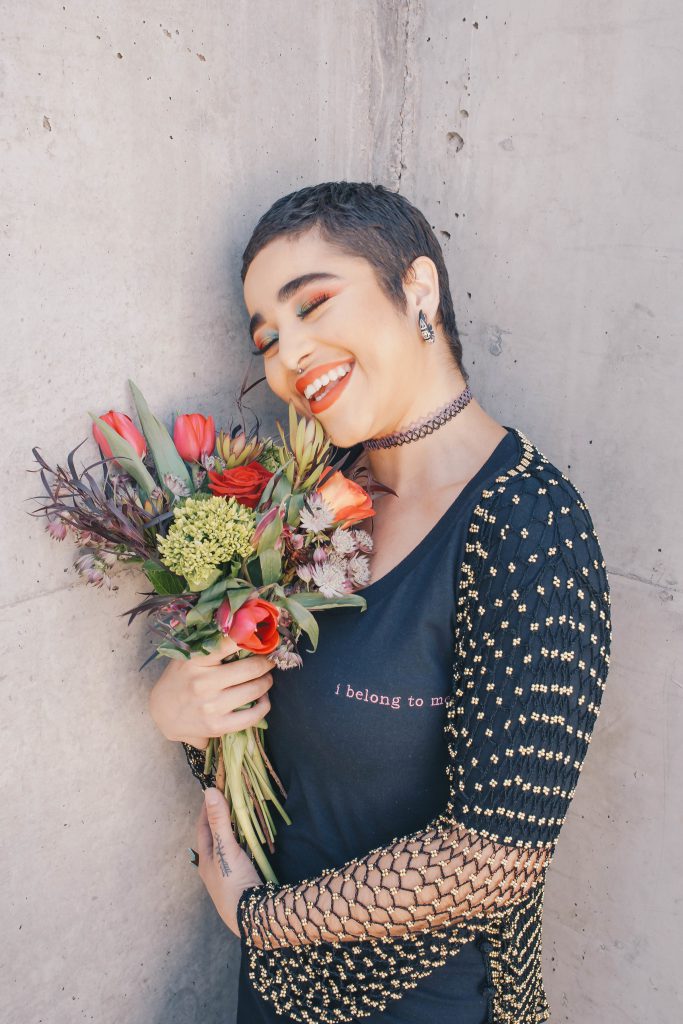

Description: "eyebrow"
248 272 341 341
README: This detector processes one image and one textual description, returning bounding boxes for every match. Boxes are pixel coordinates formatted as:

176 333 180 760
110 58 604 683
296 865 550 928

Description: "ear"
402 255 440 322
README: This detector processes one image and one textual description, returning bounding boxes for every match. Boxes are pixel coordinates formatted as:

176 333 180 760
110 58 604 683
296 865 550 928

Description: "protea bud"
216 427 265 468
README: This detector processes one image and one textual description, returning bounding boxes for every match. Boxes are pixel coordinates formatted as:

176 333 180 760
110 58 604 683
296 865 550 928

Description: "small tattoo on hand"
214 832 232 877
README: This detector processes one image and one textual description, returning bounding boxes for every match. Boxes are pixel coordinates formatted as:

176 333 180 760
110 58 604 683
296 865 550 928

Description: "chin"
321 421 367 451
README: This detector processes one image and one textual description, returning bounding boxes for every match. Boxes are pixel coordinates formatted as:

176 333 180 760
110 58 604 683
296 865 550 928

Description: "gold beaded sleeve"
236 434 612 1024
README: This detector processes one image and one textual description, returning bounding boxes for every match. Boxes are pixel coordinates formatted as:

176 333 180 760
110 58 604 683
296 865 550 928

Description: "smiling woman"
152 181 611 1024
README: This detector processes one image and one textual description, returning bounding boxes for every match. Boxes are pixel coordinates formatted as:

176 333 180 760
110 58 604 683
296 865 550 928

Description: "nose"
277 322 317 375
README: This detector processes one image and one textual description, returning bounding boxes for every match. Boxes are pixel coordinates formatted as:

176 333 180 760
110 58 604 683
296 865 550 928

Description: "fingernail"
204 787 219 806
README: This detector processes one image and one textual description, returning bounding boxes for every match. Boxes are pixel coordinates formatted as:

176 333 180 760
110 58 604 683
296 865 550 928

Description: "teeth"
304 363 352 400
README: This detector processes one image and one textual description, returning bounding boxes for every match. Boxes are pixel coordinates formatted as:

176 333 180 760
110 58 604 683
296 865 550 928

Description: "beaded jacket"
183 427 612 1024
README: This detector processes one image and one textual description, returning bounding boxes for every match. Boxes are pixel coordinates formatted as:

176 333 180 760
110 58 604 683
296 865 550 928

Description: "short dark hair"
241 181 468 382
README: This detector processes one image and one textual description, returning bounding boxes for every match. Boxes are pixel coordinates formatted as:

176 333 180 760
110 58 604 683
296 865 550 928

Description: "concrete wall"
2 2 681 1021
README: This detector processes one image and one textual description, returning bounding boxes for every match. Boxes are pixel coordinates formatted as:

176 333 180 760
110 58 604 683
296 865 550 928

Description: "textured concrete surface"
2 2 681 1022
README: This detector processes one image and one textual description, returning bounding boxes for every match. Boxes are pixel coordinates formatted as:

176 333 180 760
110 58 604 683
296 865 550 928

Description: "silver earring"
418 309 436 343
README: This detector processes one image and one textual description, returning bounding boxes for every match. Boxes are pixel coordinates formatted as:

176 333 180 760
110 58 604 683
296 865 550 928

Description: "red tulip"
215 597 280 654
173 413 216 463
92 410 147 460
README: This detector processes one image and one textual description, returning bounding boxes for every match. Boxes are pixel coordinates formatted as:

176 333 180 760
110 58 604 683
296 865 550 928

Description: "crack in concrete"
607 568 680 596
395 0 412 190
0 578 126 613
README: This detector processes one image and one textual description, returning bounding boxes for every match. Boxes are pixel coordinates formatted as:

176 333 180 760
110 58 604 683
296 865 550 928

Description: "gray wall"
2 2 681 1021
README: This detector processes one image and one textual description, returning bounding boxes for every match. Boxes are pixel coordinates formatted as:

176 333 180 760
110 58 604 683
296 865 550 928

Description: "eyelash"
250 293 331 355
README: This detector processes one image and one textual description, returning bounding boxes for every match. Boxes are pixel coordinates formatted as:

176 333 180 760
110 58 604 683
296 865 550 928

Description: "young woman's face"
242 227 438 449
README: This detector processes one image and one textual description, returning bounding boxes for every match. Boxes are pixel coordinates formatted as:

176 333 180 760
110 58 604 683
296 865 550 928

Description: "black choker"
361 386 473 450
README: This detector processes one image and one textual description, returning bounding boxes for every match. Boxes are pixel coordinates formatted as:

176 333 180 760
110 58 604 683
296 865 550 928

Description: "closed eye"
250 292 331 356
296 292 330 318
250 336 278 356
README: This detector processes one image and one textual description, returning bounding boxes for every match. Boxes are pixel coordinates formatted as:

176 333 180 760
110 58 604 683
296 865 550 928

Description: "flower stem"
222 731 278 883
245 746 292 826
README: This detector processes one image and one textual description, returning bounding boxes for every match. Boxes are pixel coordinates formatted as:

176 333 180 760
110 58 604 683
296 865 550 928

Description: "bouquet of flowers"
30 380 385 882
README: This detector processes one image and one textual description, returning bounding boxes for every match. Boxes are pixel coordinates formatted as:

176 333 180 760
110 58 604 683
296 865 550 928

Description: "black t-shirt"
237 427 520 1024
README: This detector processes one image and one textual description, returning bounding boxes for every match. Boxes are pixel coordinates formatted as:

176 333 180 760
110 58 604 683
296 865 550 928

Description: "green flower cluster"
157 495 256 591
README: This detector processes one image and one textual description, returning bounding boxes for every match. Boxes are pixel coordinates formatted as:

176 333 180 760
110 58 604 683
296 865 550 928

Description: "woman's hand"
148 634 275 750
196 787 263 938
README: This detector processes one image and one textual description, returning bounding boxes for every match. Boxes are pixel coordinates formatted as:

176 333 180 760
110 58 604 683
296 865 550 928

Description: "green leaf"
256 510 284 554
196 576 253 604
257 460 292 510
286 491 306 526
185 605 215 627
304 462 327 488
227 587 257 614
128 380 193 498
259 548 282 586
89 414 157 498
271 475 293 504
156 643 190 660
282 596 319 651
199 635 221 655
288 401 298 451
284 592 367 612
295 414 306 459
142 560 186 595
185 566 222 592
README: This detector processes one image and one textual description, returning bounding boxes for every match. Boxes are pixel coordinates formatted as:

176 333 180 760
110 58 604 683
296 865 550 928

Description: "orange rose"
215 597 280 654
317 469 375 529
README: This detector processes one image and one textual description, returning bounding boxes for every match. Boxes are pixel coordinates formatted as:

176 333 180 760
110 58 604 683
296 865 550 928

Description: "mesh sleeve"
181 740 216 789
237 465 612 957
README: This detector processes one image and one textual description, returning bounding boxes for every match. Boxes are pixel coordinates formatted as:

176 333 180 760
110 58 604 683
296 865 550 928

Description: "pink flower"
92 411 147 460
173 413 216 463
45 520 68 541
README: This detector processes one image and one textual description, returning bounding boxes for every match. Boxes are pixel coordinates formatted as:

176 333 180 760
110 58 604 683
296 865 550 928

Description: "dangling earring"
418 309 436 344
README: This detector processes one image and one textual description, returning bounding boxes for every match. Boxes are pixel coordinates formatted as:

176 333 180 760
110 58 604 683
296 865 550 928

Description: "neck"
362 392 508 499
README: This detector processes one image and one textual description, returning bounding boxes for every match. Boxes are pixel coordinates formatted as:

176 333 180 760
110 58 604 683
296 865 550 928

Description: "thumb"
204 786 233 832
